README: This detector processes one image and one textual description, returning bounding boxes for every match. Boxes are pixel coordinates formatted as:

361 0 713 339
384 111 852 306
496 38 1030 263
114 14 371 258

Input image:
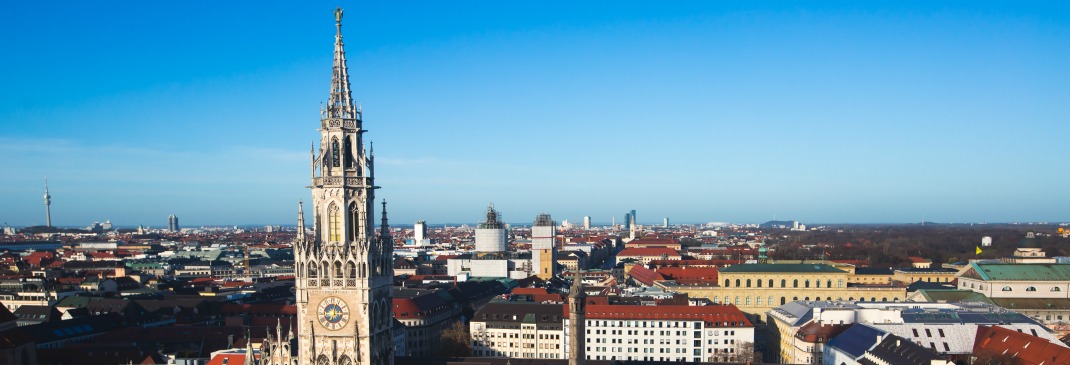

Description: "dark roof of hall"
395 356 792 365
719 263 845 273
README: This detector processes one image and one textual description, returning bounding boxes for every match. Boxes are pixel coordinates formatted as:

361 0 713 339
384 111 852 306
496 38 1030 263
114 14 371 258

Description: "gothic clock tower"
290 8 394 365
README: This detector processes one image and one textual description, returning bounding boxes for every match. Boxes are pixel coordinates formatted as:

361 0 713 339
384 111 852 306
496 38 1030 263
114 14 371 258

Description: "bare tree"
438 320 472 357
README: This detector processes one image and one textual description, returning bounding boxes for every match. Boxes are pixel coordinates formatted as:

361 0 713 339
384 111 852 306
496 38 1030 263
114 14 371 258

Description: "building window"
331 138 341 168
1053 287 1062 292
1002 286 1013 291
793 279 798 288
1026 286 1037 292
746 279 751 288
328 204 342 242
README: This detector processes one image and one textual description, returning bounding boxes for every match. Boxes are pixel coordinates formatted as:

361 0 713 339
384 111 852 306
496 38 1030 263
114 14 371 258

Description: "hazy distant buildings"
414 220 427 244
167 214 179 232
663 217 669 228
531 213 557 279
582 216 591 230
624 209 637 230
475 204 506 253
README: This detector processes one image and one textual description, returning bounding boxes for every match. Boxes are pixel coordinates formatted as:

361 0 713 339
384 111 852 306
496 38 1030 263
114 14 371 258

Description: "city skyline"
3 2 1069 227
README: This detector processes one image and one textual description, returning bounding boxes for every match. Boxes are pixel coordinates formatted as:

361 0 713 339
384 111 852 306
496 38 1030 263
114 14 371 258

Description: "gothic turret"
569 272 586 365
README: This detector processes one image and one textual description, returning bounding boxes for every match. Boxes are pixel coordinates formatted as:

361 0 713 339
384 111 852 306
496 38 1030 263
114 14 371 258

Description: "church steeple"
326 7 358 121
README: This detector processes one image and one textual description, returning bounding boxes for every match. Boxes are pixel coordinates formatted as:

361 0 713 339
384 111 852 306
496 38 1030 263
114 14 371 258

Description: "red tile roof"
511 288 550 295
974 325 1070 365
655 266 719 285
626 265 664 286
618 247 681 258
207 353 255 365
583 304 752 328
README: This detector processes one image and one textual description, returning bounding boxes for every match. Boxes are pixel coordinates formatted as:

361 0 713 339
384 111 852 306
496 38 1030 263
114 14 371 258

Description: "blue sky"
2 1 1068 227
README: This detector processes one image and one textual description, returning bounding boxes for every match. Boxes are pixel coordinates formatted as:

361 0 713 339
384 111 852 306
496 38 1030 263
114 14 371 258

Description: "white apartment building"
470 302 566 359
471 299 755 363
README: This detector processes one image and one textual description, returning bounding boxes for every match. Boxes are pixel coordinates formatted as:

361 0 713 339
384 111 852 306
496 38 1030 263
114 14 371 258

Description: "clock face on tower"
317 297 350 331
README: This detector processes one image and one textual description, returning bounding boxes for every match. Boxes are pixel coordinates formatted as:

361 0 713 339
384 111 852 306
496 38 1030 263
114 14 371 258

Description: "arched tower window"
328 203 342 242
344 137 353 169
350 202 359 241
334 261 343 278
332 138 341 168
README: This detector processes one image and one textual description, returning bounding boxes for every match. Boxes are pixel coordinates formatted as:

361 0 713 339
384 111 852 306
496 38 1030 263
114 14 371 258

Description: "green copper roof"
914 289 994 304
970 262 1070 281
719 263 846 273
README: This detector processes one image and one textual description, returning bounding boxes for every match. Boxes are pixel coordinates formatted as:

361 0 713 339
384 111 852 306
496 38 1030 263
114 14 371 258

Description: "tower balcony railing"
313 176 372 187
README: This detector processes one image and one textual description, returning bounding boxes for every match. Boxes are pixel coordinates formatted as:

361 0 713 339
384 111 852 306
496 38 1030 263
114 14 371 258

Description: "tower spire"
379 200 389 238
44 177 52 228
327 7 356 120
296 201 306 243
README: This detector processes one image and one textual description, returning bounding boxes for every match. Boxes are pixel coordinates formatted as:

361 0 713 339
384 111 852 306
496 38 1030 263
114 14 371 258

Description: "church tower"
290 8 394 365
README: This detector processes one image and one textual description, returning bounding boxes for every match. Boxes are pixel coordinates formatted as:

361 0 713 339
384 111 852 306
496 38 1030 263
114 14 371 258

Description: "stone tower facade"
568 273 586 365
531 214 556 279
264 8 394 365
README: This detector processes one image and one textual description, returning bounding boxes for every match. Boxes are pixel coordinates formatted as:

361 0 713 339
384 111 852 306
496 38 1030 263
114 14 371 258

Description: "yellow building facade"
658 264 907 319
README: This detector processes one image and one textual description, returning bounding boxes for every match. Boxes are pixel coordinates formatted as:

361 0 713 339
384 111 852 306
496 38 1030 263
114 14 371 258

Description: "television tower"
44 178 52 228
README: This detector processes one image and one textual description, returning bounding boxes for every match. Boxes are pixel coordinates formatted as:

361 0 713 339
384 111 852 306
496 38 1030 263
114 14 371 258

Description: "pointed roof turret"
296 201 306 243
326 7 358 121
569 271 585 299
380 200 390 239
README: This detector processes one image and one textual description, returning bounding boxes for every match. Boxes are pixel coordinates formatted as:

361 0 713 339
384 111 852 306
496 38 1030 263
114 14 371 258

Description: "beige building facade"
659 264 907 319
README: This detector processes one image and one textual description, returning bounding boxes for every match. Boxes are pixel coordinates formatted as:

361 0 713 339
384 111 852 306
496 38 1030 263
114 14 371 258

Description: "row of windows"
712 295 898 306
723 278 845 288
962 281 1062 292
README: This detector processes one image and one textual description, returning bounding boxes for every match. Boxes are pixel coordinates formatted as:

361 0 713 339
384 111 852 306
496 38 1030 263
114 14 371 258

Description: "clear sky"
2 1 1068 227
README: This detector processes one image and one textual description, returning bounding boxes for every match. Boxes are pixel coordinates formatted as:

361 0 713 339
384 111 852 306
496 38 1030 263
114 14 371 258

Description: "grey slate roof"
865 334 945 365
825 323 887 359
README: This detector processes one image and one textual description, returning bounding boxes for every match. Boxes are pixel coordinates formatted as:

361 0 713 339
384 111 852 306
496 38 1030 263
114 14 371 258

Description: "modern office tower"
261 9 394 365
583 216 591 230
624 212 632 230
414 220 427 243
663 217 669 228
630 209 637 226
531 213 556 279
43 179 52 227
475 204 507 252
168 214 179 232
